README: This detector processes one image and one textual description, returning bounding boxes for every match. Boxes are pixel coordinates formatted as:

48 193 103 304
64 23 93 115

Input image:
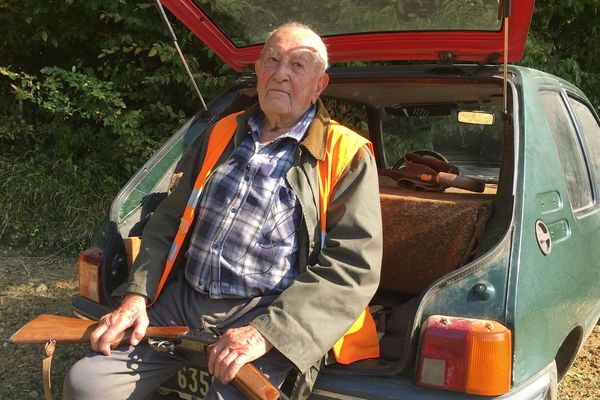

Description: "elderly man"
64 22 382 399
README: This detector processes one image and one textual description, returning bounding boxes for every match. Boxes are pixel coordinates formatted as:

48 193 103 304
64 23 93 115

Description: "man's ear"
312 72 329 103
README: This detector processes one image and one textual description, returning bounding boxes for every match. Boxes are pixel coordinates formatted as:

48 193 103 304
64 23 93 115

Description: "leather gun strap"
43 339 56 400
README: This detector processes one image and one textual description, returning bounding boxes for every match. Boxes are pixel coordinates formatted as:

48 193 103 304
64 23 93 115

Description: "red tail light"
78 247 104 303
417 315 512 396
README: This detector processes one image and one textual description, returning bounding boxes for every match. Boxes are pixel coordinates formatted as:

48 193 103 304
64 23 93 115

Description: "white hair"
262 22 329 70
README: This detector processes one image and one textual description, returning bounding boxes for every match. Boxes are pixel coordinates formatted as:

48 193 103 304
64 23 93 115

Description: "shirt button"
212 243 219 251
231 207 238 214
244 175 250 182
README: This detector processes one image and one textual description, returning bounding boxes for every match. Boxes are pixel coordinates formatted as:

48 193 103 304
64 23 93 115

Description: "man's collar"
299 99 330 161
247 105 316 144
234 99 331 161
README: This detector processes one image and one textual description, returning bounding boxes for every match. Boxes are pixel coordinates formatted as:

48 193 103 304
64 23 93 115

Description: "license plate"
159 367 213 399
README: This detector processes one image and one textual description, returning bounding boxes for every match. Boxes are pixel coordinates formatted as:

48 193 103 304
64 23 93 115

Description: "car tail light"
417 315 511 396
78 247 104 303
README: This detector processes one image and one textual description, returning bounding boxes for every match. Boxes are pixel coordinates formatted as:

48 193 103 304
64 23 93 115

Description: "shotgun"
10 314 280 400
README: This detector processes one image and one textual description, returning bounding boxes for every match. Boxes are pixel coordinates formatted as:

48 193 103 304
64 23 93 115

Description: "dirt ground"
0 255 598 399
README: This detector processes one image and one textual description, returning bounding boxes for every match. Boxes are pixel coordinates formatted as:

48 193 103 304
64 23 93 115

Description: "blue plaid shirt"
184 106 316 299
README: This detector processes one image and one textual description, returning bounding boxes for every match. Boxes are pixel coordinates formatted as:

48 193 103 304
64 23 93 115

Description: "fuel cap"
535 219 551 255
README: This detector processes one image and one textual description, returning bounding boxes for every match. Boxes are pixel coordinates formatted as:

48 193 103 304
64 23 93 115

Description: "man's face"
255 27 329 125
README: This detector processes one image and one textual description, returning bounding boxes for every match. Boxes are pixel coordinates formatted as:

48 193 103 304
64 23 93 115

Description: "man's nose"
272 62 291 81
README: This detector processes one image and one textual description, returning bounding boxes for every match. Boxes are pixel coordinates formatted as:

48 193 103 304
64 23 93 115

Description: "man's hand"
90 294 149 356
208 325 273 384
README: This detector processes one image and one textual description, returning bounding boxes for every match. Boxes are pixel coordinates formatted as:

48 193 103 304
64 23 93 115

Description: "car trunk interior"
324 73 513 375
111 70 514 373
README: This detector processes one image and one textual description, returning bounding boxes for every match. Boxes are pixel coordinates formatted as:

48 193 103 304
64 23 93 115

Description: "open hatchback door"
160 0 534 70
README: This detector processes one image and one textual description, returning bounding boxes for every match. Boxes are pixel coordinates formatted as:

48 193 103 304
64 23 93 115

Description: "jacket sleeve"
250 146 383 372
112 134 207 301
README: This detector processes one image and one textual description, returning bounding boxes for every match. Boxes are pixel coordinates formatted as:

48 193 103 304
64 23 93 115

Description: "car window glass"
568 97 600 188
381 104 503 183
539 90 593 211
193 0 502 47
114 91 256 234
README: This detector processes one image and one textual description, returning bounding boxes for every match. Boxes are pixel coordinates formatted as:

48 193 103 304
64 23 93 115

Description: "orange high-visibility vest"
152 112 379 364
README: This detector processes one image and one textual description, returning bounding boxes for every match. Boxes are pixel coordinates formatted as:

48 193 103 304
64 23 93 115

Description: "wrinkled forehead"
262 29 323 63
263 45 320 63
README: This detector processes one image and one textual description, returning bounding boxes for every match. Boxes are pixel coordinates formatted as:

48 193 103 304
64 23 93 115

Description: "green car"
73 0 600 398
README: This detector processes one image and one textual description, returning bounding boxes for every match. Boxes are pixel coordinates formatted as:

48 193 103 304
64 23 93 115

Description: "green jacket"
115 100 383 375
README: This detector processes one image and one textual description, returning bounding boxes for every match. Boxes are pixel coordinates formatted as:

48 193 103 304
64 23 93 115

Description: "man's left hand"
208 325 273 384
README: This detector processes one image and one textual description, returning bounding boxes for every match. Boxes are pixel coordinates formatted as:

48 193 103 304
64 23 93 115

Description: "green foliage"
324 98 368 136
521 0 600 112
0 0 235 253
0 0 599 254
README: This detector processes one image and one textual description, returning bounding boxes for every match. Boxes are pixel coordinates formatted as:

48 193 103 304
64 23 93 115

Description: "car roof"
160 0 534 71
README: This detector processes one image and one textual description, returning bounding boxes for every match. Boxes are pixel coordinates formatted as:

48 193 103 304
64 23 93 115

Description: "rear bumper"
310 361 556 400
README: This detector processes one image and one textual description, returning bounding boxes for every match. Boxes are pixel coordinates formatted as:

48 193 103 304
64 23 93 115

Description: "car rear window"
381 103 503 182
192 0 503 47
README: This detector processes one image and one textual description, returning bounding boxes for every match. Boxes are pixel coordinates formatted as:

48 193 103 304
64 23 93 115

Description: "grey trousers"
63 271 293 399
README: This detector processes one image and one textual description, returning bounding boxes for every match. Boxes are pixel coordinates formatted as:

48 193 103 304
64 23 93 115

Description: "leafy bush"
520 0 600 112
0 0 235 253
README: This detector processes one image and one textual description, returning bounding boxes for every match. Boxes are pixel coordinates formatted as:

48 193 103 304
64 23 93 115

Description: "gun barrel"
176 329 219 354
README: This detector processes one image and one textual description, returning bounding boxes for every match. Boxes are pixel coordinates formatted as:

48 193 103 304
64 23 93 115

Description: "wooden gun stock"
11 314 279 400
234 362 280 400
10 314 188 348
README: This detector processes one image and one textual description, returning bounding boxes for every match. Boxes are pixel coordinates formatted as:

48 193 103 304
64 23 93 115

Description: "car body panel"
507 67 600 384
418 232 513 330
160 0 534 71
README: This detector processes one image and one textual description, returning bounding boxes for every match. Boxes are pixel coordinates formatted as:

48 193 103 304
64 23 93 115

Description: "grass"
0 154 120 255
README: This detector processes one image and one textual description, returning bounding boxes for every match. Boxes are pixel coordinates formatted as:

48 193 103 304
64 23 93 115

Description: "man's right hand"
90 293 149 356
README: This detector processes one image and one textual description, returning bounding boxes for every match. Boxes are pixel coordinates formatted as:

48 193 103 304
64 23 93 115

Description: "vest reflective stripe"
151 112 380 364
317 121 379 364
149 111 243 306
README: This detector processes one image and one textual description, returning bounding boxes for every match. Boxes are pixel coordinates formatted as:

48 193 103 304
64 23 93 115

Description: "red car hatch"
160 0 534 71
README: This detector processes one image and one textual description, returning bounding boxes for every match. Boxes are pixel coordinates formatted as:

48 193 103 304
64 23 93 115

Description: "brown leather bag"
380 152 485 193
